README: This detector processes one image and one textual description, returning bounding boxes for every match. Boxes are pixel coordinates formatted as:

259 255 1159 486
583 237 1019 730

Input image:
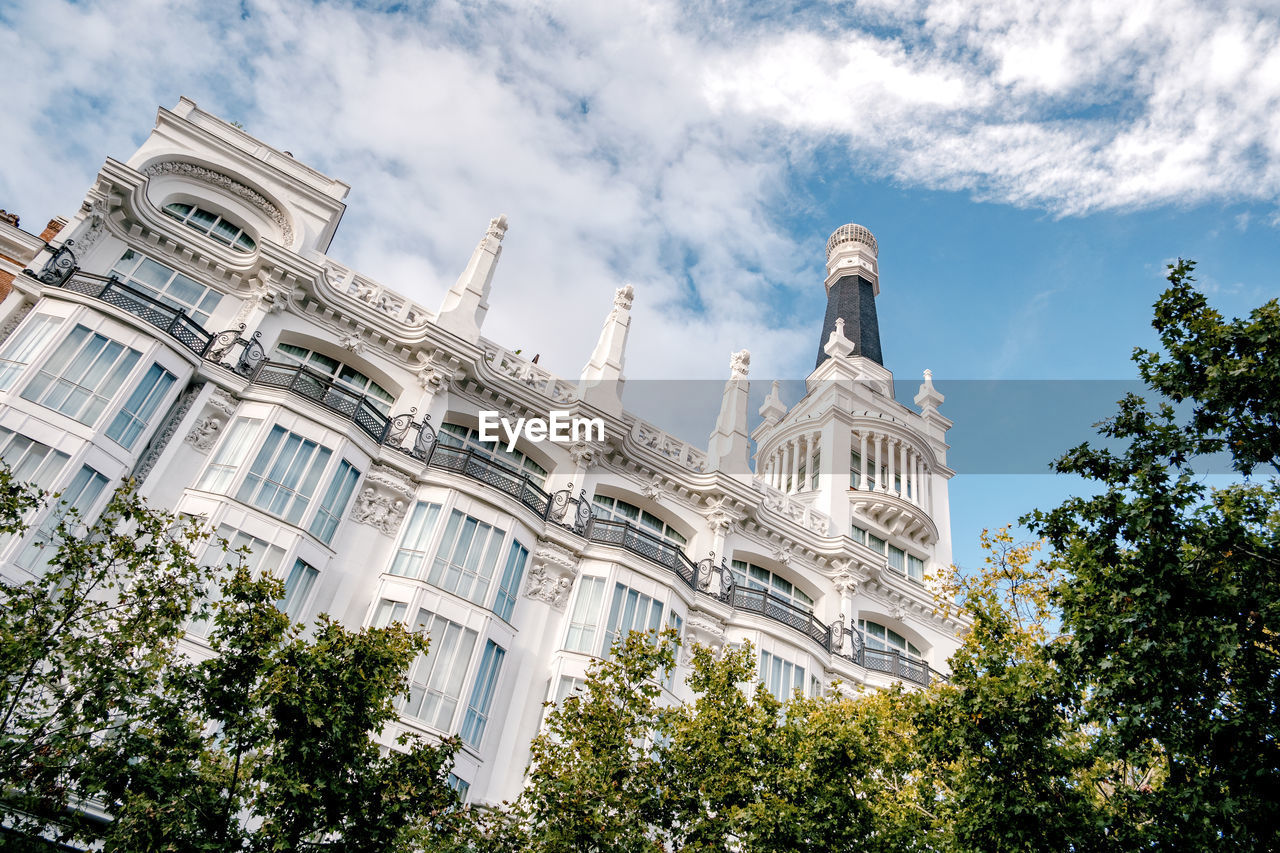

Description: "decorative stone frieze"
523 541 580 609
143 161 294 247
351 465 417 535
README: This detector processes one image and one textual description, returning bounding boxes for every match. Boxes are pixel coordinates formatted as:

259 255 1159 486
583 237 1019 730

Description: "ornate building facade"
0 99 962 803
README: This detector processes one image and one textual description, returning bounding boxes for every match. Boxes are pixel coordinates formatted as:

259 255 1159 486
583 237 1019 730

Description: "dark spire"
815 224 883 369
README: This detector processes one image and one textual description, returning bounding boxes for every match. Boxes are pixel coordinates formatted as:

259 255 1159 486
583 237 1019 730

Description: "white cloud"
1 0 1277 390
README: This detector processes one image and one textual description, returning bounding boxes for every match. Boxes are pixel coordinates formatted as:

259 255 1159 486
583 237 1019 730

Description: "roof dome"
826 223 878 260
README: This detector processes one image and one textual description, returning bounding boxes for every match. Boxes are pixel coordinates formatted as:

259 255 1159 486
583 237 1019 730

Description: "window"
600 582 664 656
371 598 408 628
461 640 506 747
850 524 867 545
664 611 683 690
564 576 606 653
235 426 333 525
859 619 922 659
446 773 470 800
388 501 444 577
427 510 507 606
273 344 395 415
493 540 528 622
591 495 686 546
190 525 286 637
0 314 63 391
278 558 319 620
0 428 70 491
308 459 360 544
759 650 806 701
888 544 905 572
197 418 263 494
15 464 109 570
105 363 177 449
730 559 814 612
907 554 925 582
163 202 257 252
868 533 887 555
555 676 586 703
403 609 478 729
438 422 548 487
849 450 863 489
110 249 222 324
20 325 141 425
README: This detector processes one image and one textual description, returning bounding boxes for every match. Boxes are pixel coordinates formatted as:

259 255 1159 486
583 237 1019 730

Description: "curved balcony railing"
51 271 216 358
585 518 699 589
251 360 393 443
37 258 942 686
728 587 831 649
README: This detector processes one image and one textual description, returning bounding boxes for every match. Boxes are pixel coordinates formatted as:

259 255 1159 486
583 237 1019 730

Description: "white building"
0 99 963 804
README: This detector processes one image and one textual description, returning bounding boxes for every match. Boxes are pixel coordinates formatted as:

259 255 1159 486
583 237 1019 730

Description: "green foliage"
0 467 464 851
1028 259 1280 849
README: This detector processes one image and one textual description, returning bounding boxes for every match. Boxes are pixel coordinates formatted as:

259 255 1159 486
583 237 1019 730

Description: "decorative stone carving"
232 278 289 326
568 440 597 469
641 473 665 501
414 349 455 392
351 464 416 535
206 387 239 416
832 559 860 596
184 416 223 452
890 603 908 622
486 214 509 242
612 282 634 312
729 349 750 379
524 565 574 608
772 544 794 565
0 301 33 346
704 495 742 534
143 161 294 247
72 197 108 254
338 332 365 355
524 542 580 609
683 611 728 665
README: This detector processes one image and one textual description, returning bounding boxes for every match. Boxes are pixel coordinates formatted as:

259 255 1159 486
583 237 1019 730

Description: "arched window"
731 559 814 613
437 422 549 488
163 202 256 252
590 495 686 547
858 619 922 659
273 344 395 415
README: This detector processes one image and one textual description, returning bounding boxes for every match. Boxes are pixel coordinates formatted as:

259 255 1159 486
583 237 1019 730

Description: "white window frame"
386 492 532 621
109 248 224 324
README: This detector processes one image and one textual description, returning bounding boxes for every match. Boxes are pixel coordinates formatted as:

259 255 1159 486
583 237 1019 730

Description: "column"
887 438 896 497
858 431 868 490
878 435 888 491
783 438 793 491
898 441 907 498
811 430 821 491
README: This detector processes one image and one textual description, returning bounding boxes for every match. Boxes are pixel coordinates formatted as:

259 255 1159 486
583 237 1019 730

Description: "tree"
1027 260 1280 849
0 467 466 851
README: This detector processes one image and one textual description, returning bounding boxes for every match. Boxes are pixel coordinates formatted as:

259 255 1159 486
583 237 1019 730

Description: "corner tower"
815 223 882 369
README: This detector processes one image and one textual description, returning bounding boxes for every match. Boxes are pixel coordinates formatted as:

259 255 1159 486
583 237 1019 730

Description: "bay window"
20 325 141 425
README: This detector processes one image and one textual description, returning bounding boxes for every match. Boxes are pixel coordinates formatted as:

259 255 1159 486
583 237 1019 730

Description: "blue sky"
3 0 1278 571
